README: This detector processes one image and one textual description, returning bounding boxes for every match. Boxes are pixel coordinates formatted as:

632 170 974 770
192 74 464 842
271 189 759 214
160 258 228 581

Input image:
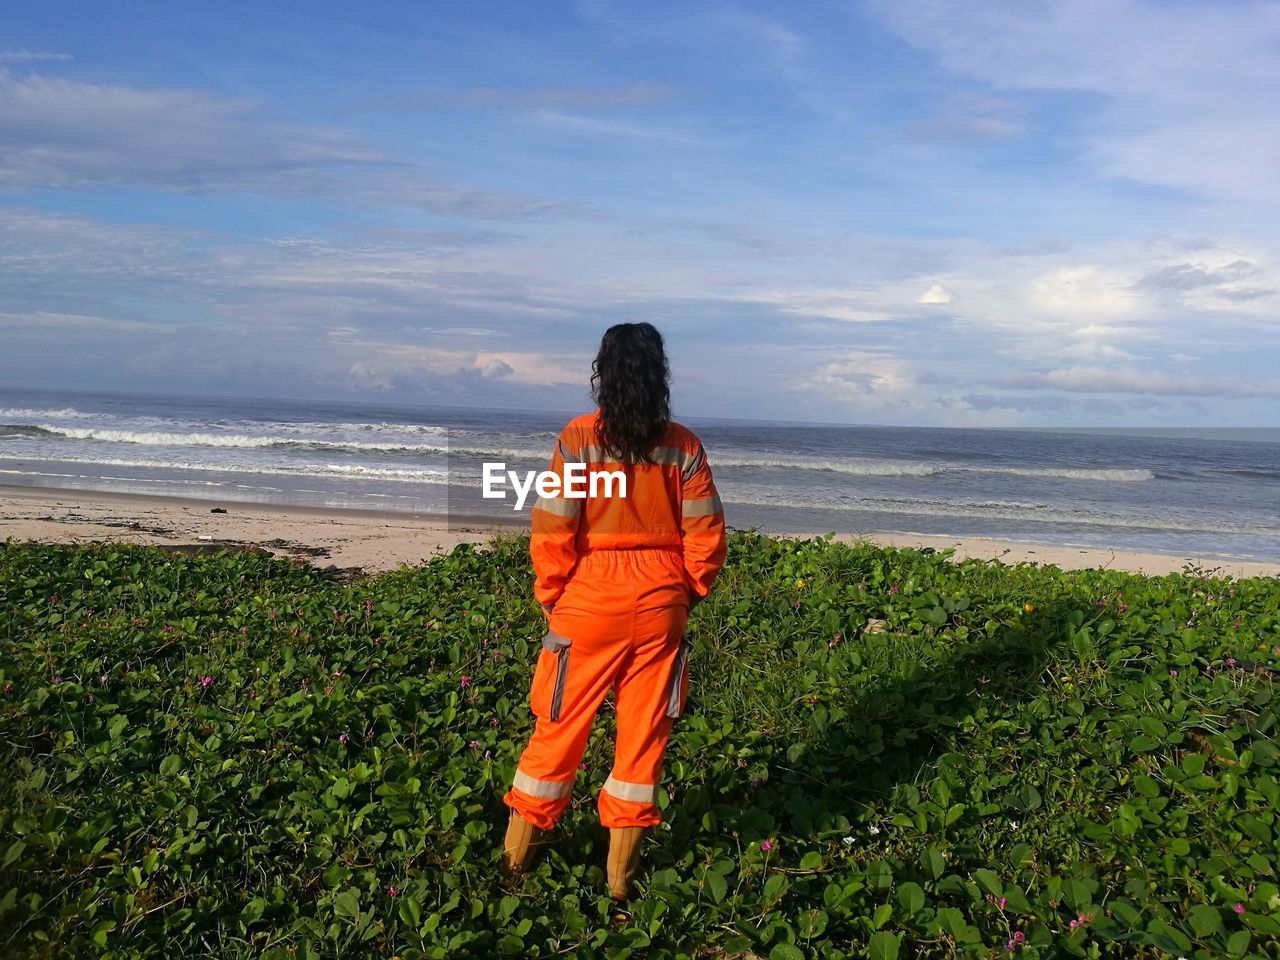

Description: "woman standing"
501 322 728 900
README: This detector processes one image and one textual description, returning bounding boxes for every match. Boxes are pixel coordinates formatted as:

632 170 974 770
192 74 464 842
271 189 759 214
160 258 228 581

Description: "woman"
501 322 728 900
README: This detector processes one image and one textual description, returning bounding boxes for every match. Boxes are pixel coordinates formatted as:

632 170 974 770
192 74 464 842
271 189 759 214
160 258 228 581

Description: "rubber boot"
606 826 646 900
502 812 543 876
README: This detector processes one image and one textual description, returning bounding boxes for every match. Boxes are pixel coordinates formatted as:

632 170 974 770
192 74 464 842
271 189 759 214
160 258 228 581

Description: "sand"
2 485 1277 579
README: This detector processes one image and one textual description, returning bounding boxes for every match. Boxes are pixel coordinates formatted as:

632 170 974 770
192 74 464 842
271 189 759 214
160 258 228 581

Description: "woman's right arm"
529 428 583 613
678 439 727 604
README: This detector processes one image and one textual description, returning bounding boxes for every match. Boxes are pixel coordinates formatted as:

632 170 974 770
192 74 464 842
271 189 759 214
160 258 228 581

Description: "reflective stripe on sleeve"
602 775 659 804
681 492 723 517
575 444 699 473
512 770 574 799
533 496 582 517
681 445 705 483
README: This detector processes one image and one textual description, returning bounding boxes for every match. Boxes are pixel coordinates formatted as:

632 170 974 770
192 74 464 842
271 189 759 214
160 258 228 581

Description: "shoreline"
2 483 1277 579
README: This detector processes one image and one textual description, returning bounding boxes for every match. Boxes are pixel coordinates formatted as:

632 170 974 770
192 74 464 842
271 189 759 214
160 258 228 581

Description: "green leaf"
920 848 945 880
868 931 900 960
159 755 183 777
973 869 1002 899
1146 917 1192 953
896 881 925 914
1225 930 1251 957
1188 904 1222 937
333 888 361 920
797 908 828 938
398 896 422 927
90 919 116 947
240 898 266 924
763 873 787 902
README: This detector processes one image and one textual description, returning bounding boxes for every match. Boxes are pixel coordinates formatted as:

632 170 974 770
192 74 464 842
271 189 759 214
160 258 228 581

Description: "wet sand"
2 485 1277 579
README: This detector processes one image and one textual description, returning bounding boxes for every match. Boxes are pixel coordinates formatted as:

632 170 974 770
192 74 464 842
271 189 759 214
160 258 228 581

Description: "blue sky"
2 0 1278 426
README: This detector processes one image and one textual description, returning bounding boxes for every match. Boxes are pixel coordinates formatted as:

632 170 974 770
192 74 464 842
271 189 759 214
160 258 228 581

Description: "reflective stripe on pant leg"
512 769 574 799
664 634 692 719
603 775 659 805
600 596 688 829
542 629 572 722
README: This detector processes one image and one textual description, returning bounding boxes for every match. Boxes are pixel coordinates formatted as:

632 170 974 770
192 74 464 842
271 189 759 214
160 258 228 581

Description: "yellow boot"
502 812 544 876
606 826 647 900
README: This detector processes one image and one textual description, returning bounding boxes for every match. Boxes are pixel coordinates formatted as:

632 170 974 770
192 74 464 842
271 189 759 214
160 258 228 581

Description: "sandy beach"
2 484 1277 579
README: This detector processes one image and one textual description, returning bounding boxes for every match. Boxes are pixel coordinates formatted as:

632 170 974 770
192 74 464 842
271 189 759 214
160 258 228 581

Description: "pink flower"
163 625 174 634
1118 603 1128 612
1069 920 1078 930
484 750 492 760
997 898 1006 909
761 840 774 852
1233 621 1241 629
1226 658 1236 666
888 586 899 595
459 675 472 688
269 610 277 619
793 600 801 608
469 740 481 750
240 626 249 636
339 733 349 744
1169 670 1178 678
857 583 866 591
49 595 57 603
386 885 398 896
1233 902 1245 914
490 717 499 727
51 676 61 685
199 675 214 688
2 683 12 693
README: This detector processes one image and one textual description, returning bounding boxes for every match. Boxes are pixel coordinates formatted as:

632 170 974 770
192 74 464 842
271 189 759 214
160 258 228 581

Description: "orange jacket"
530 411 727 608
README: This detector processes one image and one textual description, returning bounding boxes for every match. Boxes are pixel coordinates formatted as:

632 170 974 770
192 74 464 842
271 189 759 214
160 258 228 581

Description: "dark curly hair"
590 322 671 465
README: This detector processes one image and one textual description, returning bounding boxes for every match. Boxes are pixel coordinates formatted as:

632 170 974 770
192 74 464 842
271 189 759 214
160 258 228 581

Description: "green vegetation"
2 533 1278 959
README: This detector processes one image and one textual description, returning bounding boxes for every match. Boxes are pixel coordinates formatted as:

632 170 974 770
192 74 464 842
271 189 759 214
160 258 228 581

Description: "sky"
1 0 1278 427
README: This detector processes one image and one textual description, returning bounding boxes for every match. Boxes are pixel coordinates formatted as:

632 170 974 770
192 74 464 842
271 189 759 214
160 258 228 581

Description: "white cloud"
0 309 175 333
0 67 580 220
0 51 72 64
867 0 1280 204
1006 366 1280 400
1027 266 1138 318
918 283 952 304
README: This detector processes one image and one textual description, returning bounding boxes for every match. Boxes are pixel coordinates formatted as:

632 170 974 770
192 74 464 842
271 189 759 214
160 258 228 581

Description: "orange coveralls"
503 411 727 830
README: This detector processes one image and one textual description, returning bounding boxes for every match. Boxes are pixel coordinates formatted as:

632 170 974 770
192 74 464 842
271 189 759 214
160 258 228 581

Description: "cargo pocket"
664 633 693 719
542 630 572 722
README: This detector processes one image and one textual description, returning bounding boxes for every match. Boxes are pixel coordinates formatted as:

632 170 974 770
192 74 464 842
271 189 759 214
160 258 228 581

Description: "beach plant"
1 533 1278 958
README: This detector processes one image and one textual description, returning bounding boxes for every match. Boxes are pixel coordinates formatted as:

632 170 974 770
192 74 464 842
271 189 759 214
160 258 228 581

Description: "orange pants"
503 548 691 830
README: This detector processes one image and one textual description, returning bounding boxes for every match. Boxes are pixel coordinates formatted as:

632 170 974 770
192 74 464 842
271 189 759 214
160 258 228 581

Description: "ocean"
2 387 1278 562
